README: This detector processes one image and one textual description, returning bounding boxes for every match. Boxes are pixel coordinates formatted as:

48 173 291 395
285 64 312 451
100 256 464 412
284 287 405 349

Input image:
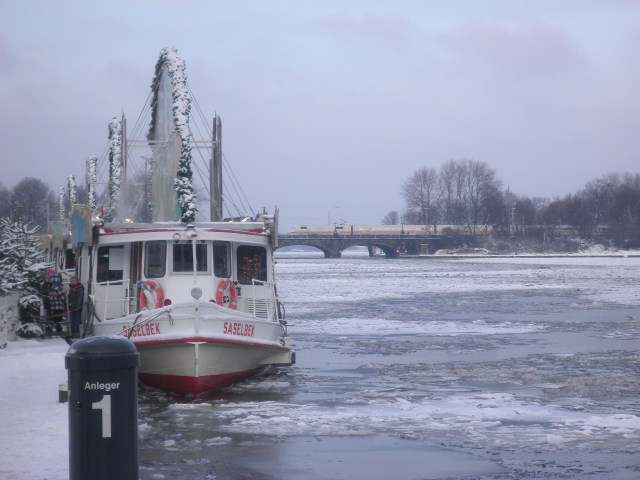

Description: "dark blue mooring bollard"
65 336 140 480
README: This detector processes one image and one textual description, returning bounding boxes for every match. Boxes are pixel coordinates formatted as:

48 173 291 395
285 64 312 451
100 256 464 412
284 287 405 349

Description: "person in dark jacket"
67 276 84 335
48 273 66 332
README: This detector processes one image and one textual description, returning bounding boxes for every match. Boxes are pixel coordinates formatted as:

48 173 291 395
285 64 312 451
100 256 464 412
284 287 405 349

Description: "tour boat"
59 48 294 395
76 218 294 395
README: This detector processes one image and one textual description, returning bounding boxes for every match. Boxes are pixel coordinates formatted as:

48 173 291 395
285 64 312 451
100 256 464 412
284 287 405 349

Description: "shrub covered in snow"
0 217 51 336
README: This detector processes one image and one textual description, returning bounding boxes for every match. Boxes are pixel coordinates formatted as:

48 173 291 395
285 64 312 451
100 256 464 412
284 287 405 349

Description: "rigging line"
191 155 211 198
223 156 252 213
222 152 254 214
222 182 249 219
189 102 211 143
221 191 244 218
221 161 248 215
89 143 110 189
186 82 253 218
186 83 213 137
188 130 212 176
220 157 245 209
186 131 212 200
126 89 154 142
80 142 110 188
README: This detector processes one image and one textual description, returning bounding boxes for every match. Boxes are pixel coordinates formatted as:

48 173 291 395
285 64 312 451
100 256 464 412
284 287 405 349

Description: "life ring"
139 280 164 310
216 279 238 310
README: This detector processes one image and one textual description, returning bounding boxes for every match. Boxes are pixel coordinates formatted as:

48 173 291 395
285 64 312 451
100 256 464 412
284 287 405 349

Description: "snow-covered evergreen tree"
0 218 50 337
108 117 122 221
86 155 98 216
149 47 197 223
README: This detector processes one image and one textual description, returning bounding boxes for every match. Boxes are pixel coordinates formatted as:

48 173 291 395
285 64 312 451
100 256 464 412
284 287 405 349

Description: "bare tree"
403 167 441 225
610 172 640 245
460 159 502 233
10 177 56 228
382 211 400 225
0 183 11 219
583 174 618 234
439 160 466 224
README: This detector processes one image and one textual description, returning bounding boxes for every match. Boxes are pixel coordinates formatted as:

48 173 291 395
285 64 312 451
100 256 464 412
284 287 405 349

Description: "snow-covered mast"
86 155 97 216
210 114 223 221
147 47 197 223
67 174 77 210
58 187 65 221
108 117 122 221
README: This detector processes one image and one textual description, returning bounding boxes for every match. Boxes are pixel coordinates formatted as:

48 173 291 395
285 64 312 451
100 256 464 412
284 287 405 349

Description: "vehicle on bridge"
288 224 494 236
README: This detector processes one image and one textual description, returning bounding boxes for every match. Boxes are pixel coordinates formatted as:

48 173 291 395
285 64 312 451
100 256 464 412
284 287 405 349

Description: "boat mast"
120 112 127 219
210 114 223 221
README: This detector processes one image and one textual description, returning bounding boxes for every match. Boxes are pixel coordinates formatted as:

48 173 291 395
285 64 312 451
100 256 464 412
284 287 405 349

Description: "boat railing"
93 278 135 320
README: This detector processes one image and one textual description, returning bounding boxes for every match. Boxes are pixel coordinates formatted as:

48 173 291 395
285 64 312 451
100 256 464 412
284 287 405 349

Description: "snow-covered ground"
0 338 68 480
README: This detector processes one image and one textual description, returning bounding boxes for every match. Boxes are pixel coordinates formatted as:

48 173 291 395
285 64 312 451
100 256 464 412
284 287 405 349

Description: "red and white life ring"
139 280 165 310
216 279 238 310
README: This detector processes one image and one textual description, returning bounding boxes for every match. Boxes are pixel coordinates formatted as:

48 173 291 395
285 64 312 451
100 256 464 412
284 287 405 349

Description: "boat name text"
125 322 161 337
223 322 255 337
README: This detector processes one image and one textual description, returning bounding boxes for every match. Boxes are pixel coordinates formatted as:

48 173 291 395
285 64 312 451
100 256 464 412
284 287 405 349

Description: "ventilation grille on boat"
247 299 270 318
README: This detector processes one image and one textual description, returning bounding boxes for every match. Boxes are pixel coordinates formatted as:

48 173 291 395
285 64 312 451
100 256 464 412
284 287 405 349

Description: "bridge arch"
277 234 456 258
276 237 401 258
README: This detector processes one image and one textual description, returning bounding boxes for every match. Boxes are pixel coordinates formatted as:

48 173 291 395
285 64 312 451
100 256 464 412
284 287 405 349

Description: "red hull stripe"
139 369 263 395
133 336 289 351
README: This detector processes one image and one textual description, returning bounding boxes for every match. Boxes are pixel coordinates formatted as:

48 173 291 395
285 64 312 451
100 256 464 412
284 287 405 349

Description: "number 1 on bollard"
92 394 112 438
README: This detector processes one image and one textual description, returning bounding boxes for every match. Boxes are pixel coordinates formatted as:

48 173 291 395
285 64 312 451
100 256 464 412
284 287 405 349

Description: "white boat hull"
93 301 294 395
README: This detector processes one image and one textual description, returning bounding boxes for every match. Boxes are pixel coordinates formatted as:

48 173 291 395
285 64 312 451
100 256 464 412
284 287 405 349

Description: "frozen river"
138 252 640 479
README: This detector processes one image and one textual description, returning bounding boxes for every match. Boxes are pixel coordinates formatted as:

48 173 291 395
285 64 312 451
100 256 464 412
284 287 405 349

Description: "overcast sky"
1 1 638 229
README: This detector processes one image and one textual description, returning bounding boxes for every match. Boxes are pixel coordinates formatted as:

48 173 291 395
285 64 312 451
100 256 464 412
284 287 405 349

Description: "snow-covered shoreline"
0 338 69 480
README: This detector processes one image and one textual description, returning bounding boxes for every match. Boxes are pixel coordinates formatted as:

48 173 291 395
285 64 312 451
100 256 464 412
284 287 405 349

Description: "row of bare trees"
0 170 153 229
0 178 58 228
389 159 504 233
387 160 640 246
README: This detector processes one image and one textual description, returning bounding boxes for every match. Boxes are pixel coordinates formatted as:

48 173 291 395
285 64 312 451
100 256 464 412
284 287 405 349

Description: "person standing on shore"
67 276 84 335
48 273 66 332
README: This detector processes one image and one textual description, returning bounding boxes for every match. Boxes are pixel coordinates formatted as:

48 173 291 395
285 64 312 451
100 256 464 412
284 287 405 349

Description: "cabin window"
172 242 208 272
213 241 230 278
96 245 124 283
237 245 267 285
64 249 75 270
145 241 166 278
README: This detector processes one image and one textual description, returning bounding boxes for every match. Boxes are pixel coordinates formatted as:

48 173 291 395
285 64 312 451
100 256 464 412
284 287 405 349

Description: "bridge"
276 234 455 258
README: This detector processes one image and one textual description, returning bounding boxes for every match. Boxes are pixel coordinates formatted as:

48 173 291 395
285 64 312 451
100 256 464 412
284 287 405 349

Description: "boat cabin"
81 221 279 322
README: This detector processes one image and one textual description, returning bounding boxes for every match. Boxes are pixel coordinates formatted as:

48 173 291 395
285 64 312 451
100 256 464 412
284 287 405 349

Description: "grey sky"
1 1 638 230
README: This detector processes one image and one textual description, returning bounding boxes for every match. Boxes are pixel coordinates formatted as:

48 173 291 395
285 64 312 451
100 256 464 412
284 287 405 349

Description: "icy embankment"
0 338 68 480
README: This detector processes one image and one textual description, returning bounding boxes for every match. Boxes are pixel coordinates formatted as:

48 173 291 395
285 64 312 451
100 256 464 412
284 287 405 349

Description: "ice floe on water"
291 317 547 336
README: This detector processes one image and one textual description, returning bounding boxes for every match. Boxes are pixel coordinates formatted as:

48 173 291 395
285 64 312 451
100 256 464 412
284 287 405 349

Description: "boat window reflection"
213 241 230 278
97 245 124 283
145 241 166 278
172 242 208 272
237 245 267 284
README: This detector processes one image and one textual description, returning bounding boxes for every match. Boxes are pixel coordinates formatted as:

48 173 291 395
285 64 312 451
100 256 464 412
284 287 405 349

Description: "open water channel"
138 251 640 480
